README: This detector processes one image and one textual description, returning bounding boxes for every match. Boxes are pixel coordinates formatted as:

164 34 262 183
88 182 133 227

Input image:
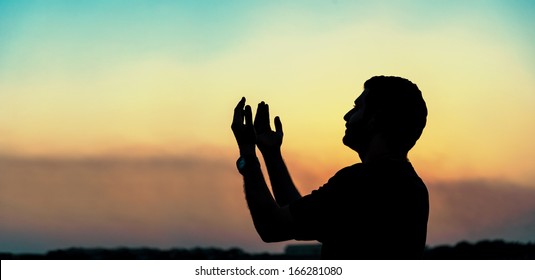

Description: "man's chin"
343 135 361 152
342 136 353 149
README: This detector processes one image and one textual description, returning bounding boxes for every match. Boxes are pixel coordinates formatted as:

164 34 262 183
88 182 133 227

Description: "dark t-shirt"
289 160 429 259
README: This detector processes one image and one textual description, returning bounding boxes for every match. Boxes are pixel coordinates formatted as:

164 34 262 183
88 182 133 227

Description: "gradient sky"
1 0 535 253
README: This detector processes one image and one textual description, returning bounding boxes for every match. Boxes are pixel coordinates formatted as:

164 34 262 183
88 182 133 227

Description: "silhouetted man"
231 76 429 259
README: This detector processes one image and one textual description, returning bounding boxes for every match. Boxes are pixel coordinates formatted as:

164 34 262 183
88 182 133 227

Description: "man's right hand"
254 101 300 206
254 101 284 154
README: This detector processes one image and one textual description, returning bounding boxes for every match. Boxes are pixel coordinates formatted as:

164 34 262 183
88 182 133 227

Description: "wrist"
239 144 256 157
236 154 260 175
260 147 282 160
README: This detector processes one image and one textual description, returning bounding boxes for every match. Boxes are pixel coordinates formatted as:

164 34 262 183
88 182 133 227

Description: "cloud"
0 154 298 253
1 155 534 253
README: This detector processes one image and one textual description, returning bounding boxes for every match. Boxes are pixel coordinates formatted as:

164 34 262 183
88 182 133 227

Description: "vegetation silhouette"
1 240 534 260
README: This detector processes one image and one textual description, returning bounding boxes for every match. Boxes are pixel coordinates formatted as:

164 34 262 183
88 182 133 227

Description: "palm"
254 102 284 153
257 128 282 149
231 97 256 151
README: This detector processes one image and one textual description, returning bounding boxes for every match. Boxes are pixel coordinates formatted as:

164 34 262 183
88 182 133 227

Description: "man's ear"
368 110 394 133
366 113 380 132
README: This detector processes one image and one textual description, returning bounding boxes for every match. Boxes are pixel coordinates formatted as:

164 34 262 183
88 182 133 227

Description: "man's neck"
359 134 407 164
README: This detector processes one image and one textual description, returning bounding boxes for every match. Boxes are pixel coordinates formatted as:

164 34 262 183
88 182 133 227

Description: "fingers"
244 105 253 127
254 101 272 134
264 103 271 130
232 97 246 128
234 97 246 113
253 102 262 129
236 98 280 136
274 116 283 135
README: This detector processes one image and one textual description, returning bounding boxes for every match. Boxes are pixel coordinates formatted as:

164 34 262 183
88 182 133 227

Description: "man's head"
343 76 427 158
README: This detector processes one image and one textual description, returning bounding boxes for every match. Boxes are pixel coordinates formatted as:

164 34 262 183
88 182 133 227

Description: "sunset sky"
1 0 535 253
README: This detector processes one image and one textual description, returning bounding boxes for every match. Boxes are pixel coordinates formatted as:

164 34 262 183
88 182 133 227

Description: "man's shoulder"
331 163 364 178
317 163 365 191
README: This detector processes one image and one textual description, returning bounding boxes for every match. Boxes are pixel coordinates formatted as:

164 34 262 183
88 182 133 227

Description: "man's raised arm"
254 102 301 206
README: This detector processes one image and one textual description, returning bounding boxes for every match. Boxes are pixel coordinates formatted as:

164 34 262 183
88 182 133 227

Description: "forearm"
241 155 292 242
261 149 301 206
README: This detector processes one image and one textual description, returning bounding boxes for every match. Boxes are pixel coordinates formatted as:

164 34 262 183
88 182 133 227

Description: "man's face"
343 89 371 152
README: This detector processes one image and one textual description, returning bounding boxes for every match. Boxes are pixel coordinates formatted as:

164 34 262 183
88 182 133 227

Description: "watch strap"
236 155 260 175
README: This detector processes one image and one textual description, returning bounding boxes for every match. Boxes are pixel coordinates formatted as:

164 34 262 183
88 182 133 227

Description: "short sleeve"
289 165 360 241
289 185 333 241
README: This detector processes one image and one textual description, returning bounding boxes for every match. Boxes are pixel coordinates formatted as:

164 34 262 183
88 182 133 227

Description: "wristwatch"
236 155 259 175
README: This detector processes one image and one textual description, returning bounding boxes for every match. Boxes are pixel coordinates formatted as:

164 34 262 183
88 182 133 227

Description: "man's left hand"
231 97 256 155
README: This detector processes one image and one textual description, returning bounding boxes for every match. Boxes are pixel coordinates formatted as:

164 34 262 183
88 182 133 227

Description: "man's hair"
363 76 427 154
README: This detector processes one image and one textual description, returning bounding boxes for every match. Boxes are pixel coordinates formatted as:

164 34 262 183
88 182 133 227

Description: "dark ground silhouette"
1 240 534 260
